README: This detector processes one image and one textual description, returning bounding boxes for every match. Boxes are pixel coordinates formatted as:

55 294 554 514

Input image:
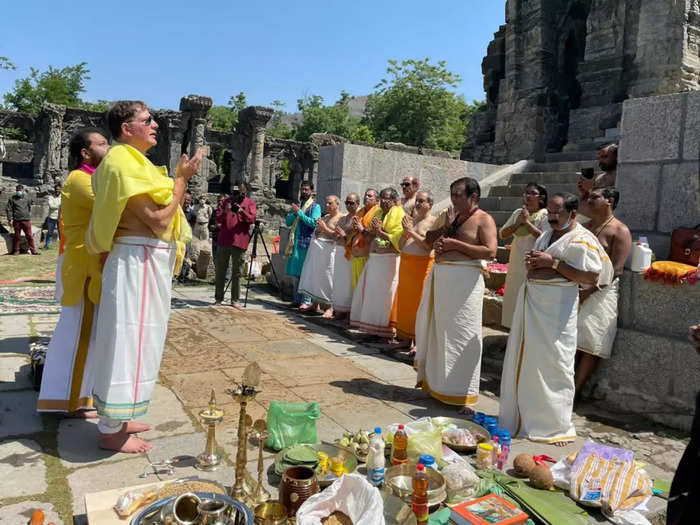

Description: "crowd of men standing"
280 144 634 448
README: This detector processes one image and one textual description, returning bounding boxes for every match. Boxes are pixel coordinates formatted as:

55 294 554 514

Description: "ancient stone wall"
316 142 500 206
464 0 700 164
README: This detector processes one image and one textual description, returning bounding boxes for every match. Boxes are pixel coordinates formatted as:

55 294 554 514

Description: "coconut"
513 453 535 477
529 464 554 490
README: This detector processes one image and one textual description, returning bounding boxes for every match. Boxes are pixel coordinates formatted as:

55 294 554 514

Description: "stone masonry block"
593 328 699 432
615 163 660 231
629 272 700 339
682 90 700 161
619 94 684 163
657 162 700 233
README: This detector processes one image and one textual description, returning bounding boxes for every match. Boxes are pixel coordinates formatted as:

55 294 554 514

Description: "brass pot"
279 466 319 517
254 501 288 524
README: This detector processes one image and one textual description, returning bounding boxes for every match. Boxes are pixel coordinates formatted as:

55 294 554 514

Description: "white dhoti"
92 236 175 420
37 296 98 412
499 279 579 443
298 236 335 304
350 253 400 337
577 278 619 359
415 261 485 406
54 252 65 302
331 245 352 312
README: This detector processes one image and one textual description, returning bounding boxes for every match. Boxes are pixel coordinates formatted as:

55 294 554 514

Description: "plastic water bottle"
367 427 386 487
411 463 429 524
391 424 408 465
419 454 437 471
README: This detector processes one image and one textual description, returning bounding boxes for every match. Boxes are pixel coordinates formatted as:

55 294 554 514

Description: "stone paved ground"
0 283 687 524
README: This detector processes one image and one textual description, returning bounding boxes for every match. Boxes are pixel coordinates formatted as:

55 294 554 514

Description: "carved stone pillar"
179 95 213 198
33 102 66 184
237 106 273 193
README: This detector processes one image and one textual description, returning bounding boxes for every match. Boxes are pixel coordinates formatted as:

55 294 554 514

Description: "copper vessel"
279 466 319 517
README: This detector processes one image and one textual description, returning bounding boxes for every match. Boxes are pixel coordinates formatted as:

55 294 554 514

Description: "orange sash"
344 205 379 260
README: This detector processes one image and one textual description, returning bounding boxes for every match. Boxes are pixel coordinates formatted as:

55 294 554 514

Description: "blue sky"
0 1 505 112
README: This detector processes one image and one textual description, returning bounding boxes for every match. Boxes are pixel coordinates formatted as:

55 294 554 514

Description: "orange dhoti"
395 252 434 340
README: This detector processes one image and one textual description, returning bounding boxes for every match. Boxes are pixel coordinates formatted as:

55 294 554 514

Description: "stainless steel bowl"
384 463 446 507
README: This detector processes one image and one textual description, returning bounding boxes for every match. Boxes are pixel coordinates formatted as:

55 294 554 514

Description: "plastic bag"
296 473 385 525
385 418 434 444
442 462 480 504
265 401 320 451
406 428 443 463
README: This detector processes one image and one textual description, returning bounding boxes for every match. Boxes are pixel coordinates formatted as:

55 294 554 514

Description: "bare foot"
299 303 314 312
321 307 334 319
121 421 152 433
214 300 222 306
458 406 475 417
231 302 243 310
65 409 98 419
99 432 152 453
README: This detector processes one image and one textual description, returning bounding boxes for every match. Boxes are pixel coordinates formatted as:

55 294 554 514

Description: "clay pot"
279 466 319 517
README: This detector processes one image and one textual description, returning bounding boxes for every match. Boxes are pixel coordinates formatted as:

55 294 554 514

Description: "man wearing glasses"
400 176 420 217
86 101 202 453
329 193 360 319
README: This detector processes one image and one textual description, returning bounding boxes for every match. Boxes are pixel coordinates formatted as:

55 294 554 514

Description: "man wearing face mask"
499 193 613 447
6 184 39 255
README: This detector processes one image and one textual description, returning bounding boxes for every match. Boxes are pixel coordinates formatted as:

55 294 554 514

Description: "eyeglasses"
524 190 540 196
127 115 155 126
345 201 358 205
400 182 412 187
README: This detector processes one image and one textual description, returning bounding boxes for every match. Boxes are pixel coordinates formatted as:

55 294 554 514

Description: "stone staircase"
481 158 598 244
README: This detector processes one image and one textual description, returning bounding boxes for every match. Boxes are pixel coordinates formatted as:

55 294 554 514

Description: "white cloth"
349 253 400 337
331 245 353 312
298 235 336 303
91 236 175 420
499 223 613 442
47 194 61 220
37 296 98 412
54 252 65 302
415 260 485 406
500 208 549 328
577 278 619 358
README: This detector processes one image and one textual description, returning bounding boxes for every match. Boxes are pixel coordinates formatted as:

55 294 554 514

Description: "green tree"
80 99 112 112
266 99 295 140
1 56 15 70
209 91 247 133
3 62 91 115
364 58 477 153
294 92 371 142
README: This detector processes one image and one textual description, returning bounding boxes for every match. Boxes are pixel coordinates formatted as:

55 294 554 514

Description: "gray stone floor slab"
137 383 196 441
348 354 417 383
0 314 30 337
0 439 46 498
0 354 32 391
0 500 63 524
68 456 153 516
0 390 43 437
57 418 146 468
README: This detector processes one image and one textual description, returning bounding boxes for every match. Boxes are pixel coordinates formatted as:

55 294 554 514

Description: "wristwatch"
551 258 561 271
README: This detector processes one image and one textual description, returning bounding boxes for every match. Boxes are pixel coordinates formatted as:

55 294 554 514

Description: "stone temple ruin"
0 0 698 431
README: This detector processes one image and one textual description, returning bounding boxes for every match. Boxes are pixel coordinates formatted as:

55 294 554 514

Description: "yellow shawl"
376 205 405 251
284 196 315 256
85 143 191 274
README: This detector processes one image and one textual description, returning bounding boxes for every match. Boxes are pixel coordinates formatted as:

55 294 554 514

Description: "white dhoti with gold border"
91 236 175 420
331 245 353 312
415 260 485 406
298 236 335 304
37 295 98 412
349 253 400 337
577 278 619 359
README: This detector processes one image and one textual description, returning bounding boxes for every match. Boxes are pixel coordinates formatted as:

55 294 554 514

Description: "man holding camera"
214 183 257 308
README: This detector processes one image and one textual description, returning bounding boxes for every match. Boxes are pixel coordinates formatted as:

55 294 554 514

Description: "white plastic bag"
296 474 385 525
246 259 262 279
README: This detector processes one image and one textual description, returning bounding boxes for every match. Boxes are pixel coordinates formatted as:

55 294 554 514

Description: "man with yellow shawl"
37 128 109 417
347 188 380 289
284 181 322 306
350 187 404 338
416 177 497 413
86 101 200 453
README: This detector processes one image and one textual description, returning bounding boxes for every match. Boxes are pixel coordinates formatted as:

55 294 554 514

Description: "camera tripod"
223 220 280 308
